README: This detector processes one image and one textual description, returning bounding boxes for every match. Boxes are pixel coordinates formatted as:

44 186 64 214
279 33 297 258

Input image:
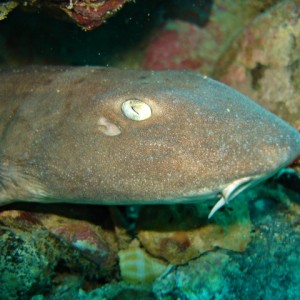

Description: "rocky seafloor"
1 0 300 299
1 181 300 299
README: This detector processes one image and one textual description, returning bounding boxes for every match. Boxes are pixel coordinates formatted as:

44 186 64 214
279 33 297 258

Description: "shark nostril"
97 117 121 136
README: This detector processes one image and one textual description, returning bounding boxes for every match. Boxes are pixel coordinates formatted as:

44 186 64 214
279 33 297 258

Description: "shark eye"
122 99 152 121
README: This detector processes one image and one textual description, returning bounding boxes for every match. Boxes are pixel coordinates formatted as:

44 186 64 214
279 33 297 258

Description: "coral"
3 0 132 31
153 188 300 299
143 0 280 73
0 208 119 299
0 227 56 299
40 214 118 274
153 252 230 299
21 186 300 299
137 198 252 265
0 1 18 21
0 1 281 67
2 186 299 298
143 20 206 71
78 281 154 299
61 0 132 31
214 0 300 129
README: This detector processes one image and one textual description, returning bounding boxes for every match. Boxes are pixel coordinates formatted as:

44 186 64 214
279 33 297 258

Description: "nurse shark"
0 66 299 218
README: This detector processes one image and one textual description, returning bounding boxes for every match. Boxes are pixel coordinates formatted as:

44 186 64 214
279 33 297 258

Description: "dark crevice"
250 63 267 90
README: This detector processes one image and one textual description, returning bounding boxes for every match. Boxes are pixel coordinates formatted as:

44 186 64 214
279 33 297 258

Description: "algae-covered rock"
3 183 299 299
0 1 18 20
137 198 252 265
1 0 133 30
0 207 119 299
151 187 300 300
214 0 300 129
0 227 55 300
143 0 281 74
153 251 230 299
38 212 119 272
60 0 133 31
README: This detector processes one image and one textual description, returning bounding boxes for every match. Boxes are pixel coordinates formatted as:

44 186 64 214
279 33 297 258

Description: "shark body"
0 66 299 216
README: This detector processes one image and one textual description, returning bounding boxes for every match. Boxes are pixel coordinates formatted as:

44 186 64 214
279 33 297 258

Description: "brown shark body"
0 66 299 215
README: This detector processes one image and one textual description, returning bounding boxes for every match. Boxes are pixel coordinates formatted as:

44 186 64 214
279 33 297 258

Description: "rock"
153 251 230 300
60 0 133 31
0 207 119 299
39 213 118 273
0 226 57 300
78 281 154 300
1 0 133 30
36 186 299 300
151 187 300 299
214 0 300 129
0 1 17 21
143 20 209 71
136 198 252 265
3 183 299 299
143 0 280 73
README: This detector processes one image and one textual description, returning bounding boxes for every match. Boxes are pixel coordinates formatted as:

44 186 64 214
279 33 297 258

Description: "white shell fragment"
121 99 152 121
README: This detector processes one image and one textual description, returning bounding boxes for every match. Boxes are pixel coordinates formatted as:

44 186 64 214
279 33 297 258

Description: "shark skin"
0 66 299 217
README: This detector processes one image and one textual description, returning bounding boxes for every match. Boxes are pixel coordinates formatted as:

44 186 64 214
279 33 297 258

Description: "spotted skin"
0 66 299 209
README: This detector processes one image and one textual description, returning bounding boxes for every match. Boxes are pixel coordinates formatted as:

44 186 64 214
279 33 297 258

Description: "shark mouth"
208 171 278 219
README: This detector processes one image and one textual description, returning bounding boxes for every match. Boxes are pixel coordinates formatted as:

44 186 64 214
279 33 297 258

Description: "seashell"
118 247 169 284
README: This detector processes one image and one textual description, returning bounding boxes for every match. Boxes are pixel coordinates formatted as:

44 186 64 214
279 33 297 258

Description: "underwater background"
0 0 300 299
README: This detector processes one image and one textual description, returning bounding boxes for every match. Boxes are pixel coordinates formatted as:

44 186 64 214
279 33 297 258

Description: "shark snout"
265 129 300 172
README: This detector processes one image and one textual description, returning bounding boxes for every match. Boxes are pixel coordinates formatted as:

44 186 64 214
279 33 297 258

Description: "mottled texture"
2 0 132 31
0 208 119 300
0 1 17 20
0 227 55 299
143 20 205 71
2 155 298 299
38 213 118 271
61 0 132 31
65 186 300 300
0 66 300 207
143 1 281 73
214 0 300 129
153 251 230 299
153 190 300 300
137 199 251 264
0 1 282 68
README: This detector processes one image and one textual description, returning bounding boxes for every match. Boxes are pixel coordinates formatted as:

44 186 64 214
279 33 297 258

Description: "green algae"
0 1 17 21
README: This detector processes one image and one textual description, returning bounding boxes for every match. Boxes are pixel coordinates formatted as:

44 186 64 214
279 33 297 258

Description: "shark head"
1 67 300 216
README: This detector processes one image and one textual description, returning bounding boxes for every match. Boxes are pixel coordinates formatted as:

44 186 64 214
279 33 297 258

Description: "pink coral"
62 0 132 30
143 21 206 71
